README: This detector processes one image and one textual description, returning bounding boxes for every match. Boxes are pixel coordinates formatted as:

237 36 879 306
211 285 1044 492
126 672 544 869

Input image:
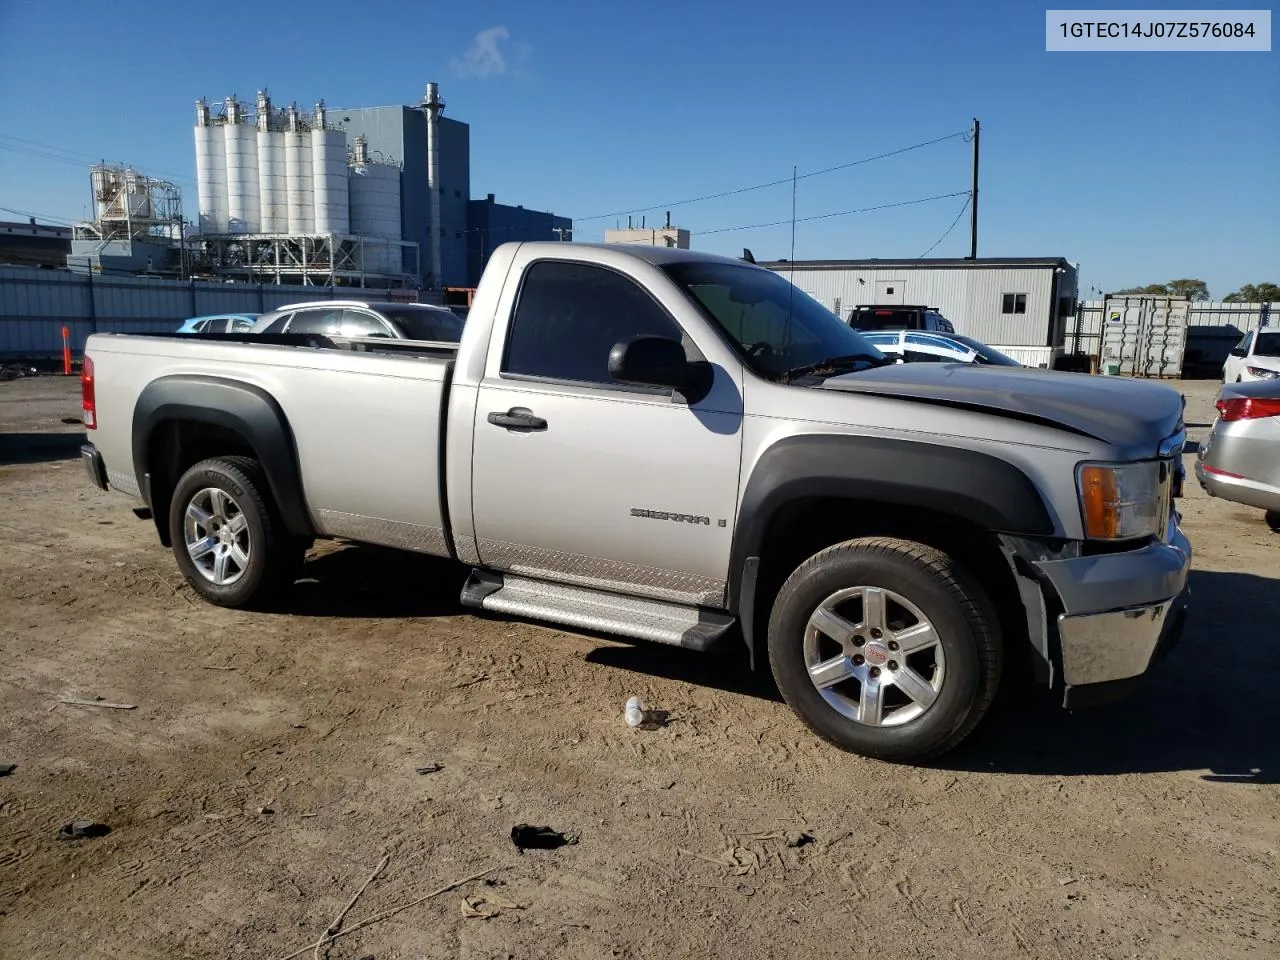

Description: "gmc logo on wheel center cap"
863 644 889 666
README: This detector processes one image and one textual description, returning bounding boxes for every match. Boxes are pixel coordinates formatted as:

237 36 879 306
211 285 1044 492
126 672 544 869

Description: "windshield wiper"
778 353 890 383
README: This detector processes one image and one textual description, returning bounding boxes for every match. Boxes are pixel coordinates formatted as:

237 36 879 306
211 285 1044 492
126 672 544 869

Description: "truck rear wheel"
169 456 303 609
767 537 1001 764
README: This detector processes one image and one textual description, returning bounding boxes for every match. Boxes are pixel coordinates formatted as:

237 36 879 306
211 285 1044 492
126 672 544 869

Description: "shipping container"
1098 296 1189 378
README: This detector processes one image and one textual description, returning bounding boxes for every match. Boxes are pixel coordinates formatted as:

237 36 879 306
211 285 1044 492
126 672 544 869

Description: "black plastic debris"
785 831 816 848
0 763 15 777
510 824 579 852
57 821 111 841
415 763 443 775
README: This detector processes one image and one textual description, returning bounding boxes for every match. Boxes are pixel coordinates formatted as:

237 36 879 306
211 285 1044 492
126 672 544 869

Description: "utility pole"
968 117 980 260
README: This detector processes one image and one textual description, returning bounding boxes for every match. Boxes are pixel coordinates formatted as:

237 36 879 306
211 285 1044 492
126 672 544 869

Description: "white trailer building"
764 257 1079 367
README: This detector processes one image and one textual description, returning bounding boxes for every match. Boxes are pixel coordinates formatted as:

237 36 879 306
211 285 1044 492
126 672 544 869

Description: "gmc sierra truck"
80 242 1191 763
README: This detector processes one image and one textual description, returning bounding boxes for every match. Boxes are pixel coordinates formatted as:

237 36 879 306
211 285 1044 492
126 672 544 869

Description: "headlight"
1245 366 1280 380
1077 461 1164 540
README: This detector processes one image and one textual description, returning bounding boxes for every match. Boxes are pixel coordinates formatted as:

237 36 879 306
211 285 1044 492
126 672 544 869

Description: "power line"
573 129 969 223
0 135 196 185
917 194 971 258
697 190 970 237
0 205 77 225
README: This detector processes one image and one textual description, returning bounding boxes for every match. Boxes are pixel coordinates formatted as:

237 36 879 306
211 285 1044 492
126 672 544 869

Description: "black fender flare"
131 375 314 541
728 433 1058 657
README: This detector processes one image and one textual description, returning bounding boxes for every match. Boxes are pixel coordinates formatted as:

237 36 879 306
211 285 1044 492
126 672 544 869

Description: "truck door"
468 257 743 609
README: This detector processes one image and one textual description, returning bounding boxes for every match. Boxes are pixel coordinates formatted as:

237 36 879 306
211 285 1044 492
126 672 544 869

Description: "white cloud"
451 26 511 80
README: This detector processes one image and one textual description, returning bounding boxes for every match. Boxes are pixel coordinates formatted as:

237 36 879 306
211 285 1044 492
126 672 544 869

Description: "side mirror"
608 336 712 402
1229 348 1247 358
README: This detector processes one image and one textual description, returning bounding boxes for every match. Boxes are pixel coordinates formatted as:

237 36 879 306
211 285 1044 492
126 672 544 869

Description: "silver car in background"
252 300 465 343
1195 378 1280 532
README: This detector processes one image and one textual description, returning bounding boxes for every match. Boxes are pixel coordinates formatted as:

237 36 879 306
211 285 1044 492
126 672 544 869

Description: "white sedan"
861 330 1023 367
1223 329 1280 384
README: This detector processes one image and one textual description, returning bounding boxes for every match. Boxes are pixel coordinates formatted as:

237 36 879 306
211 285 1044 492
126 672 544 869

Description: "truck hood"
818 363 1184 456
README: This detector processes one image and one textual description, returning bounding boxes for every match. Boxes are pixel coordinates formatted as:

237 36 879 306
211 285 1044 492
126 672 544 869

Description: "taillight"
81 356 96 429
1216 396 1280 422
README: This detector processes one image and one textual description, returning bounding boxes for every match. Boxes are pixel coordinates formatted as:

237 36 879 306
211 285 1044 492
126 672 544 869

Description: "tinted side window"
504 260 685 384
341 309 394 337
229 317 255 333
287 308 344 334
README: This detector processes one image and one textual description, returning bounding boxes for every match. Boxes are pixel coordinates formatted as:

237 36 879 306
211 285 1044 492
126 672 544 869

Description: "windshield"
948 334 1022 366
1255 332 1280 357
662 262 885 380
381 306 465 342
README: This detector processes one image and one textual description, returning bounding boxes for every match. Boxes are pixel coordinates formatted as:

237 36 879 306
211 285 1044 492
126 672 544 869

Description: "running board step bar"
460 570 735 652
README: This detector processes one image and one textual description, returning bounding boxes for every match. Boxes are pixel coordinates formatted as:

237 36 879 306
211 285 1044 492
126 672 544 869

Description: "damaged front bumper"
1034 513 1191 707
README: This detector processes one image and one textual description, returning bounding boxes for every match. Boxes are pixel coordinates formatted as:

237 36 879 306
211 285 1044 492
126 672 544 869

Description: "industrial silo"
255 90 286 233
348 135 402 275
193 98 227 233
284 105 314 234
222 98 260 234
311 101 349 236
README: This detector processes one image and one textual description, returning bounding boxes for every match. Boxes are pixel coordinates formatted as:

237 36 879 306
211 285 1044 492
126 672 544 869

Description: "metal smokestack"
422 81 445 288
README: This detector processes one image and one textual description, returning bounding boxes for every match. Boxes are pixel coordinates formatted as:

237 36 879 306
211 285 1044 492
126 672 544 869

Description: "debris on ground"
57 821 111 841
54 697 137 710
785 831 816 848
0 762 15 776
461 891 524 918
510 824 579 852
414 763 443 775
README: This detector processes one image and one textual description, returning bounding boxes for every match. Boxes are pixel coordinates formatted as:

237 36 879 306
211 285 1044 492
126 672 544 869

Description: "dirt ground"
1 374 1276 960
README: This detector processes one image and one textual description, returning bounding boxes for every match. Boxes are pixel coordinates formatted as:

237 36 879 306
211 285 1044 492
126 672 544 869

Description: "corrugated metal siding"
0 264 431 356
986 345 1063 368
775 264 1065 347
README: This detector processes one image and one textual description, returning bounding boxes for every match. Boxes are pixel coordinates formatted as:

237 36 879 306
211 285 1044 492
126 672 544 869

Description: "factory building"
330 84 470 288
603 222 690 249
765 257 1078 364
467 194 571 286
0 219 71 269
190 83 569 290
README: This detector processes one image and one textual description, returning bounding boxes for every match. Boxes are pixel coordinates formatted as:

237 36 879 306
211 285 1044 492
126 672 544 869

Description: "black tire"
169 456 303 608
1266 510 1280 533
767 536 1002 764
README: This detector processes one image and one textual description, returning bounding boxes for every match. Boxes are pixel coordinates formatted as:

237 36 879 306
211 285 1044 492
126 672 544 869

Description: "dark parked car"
848 304 956 334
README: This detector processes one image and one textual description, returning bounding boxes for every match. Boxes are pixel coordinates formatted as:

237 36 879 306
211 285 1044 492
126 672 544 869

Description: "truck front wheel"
169 456 303 609
767 537 1002 764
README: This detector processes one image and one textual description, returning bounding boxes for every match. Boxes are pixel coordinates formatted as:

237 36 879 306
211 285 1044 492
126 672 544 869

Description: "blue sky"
0 0 1275 297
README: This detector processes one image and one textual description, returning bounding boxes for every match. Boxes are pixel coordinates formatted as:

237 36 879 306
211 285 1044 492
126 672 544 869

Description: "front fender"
728 433 1057 662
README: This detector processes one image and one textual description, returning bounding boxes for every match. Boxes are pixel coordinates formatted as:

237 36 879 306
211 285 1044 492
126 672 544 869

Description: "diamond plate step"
460 571 735 651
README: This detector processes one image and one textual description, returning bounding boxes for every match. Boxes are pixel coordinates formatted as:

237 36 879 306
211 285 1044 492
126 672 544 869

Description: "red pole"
62 326 72 375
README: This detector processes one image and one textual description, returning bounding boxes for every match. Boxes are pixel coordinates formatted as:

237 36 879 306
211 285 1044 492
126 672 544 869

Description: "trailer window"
1001 294 1027 314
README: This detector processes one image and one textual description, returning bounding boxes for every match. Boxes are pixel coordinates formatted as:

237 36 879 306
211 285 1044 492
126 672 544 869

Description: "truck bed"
89 332 458 558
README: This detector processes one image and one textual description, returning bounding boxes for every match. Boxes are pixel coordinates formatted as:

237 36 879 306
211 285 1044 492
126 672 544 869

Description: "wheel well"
749 497 1029 675
146 419 256 546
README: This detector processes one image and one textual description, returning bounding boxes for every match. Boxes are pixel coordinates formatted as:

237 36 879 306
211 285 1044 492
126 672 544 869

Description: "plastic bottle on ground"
624 696 645 727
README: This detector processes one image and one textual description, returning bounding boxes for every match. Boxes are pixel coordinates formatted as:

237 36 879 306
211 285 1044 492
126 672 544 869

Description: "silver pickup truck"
80 243 1191 763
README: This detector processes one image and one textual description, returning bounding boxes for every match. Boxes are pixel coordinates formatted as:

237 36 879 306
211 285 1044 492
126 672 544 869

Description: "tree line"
1113 279 1280 302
